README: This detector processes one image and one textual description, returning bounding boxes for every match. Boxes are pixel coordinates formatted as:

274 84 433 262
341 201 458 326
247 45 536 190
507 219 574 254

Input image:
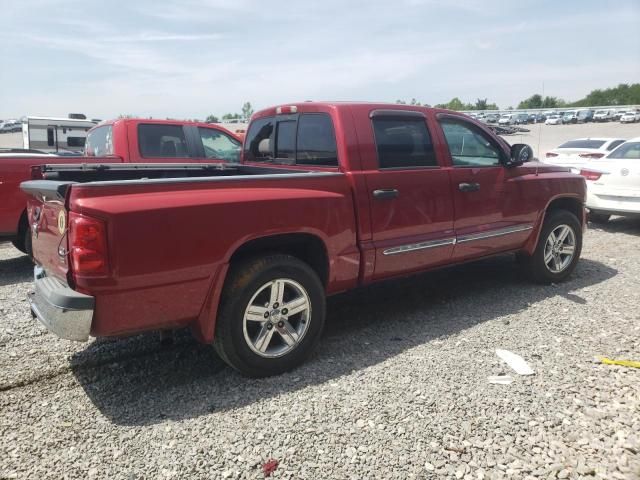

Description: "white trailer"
20 116 98 153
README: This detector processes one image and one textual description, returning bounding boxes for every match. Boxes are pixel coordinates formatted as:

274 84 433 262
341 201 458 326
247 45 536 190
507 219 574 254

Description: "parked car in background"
576 110 594 123
514 113 529 125
535 113 547 123
485 113 500 124
620 111 639 123
528 113 537 123
0 118 241 254
498 114 515 125
594 110 614 122
580 137 640 223
613 110 628 121
562 111 578 124
542 138 627 169
22 102 587 377
545 115 563 125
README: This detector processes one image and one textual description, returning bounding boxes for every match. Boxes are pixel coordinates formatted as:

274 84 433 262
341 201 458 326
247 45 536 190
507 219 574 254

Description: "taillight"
579 169 602 181
578 153 605 159
276 105 298 114
68 212 109 276
545 152 558 158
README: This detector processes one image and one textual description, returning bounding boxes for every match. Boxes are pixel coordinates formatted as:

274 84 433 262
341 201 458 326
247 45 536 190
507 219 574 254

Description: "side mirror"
508 144 533 167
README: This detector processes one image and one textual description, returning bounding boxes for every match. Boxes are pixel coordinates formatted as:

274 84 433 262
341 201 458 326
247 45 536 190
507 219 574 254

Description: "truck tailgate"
21 180 72 282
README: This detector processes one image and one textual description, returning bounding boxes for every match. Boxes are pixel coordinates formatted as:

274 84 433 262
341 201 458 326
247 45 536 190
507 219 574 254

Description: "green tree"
205 114 219 123
475 98 488 110
517 94 543 109
241 102 254 121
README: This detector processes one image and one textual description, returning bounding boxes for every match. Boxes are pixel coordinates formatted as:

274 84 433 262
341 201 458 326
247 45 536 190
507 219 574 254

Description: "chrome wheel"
544 224 576 273
242 278 311 358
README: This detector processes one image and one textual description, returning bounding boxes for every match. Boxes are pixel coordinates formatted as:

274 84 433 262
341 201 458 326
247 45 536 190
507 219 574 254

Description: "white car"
545 115 563 125
498 114 514 125
593 109 614 122
542 138 626 168
580 137 640 222
620 111 639 123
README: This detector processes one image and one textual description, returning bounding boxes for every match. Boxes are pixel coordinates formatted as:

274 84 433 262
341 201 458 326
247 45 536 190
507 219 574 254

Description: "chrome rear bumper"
28 266 94 341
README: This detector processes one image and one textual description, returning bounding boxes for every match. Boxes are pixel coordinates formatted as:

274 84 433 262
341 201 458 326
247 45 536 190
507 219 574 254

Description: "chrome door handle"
373 189 399 199
458 182 480 192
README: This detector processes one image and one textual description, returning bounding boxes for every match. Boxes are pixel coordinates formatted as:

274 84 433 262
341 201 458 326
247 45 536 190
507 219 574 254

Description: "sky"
1 0 639 120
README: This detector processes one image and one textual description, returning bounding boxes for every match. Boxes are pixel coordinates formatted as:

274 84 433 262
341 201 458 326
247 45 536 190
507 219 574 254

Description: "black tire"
520 210 582 284
214 254 326 377
588 211 610 224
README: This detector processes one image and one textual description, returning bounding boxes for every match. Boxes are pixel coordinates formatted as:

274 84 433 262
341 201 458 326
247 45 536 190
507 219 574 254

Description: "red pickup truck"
0 118 241 254
22 103 586 377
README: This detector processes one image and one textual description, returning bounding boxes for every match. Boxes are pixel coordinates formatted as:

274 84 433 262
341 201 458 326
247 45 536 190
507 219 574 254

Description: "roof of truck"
252 101 459 119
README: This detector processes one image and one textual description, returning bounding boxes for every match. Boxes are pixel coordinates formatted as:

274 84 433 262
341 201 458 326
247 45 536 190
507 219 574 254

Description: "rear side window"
67 137 86 148
608 142 640 159
372 118 436 169
558 140 606 149
198 127 241 162
607 140 625 151
244 117 275 162
296 114 338 166
85 125 113 156
138 124 190 158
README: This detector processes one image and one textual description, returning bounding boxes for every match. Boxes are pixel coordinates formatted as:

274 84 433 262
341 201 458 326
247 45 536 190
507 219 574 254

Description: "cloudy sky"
1 0 638 120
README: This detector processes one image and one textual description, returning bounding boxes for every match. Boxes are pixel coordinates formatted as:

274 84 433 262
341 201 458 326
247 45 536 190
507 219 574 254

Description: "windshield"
558 140 606 149
563 112 575 116
595 110 606 114
607 142 640 159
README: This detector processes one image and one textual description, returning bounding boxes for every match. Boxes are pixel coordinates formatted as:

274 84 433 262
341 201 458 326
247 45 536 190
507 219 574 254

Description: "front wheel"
520 210 582 284
214 254 326 377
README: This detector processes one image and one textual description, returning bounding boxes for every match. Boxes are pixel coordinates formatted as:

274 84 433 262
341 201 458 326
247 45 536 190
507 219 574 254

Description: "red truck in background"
0 118 242 254
22 102 586 377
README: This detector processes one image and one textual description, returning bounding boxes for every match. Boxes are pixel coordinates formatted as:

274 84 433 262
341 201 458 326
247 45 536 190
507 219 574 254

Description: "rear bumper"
28 265 94 341
586 191 640 216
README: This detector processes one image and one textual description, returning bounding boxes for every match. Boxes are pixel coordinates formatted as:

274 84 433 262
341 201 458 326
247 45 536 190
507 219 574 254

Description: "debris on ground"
496 349 535 375
262 459 279 477
600 357 640 368
487 375 514 385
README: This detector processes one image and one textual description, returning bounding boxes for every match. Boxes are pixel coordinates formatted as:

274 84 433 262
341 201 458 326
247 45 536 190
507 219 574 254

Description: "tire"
520 210 582 284
588 211 610 224
214 254 326 377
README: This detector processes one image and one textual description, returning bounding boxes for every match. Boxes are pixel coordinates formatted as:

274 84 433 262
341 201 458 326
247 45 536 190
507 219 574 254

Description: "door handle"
458 182 480 192
373 189 399 199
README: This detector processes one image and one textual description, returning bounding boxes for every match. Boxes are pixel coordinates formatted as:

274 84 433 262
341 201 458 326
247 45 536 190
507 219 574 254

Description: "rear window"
608 142 640 159
558 140 606 149
85 125 113 156
243 117 275 162
243 113 338 166
138 124 190 158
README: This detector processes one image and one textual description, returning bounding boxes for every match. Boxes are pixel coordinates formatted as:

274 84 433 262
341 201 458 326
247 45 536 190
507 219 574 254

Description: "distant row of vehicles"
467 108 640 126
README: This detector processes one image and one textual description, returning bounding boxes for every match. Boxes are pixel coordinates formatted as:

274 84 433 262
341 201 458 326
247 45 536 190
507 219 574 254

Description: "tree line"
396 83 640 112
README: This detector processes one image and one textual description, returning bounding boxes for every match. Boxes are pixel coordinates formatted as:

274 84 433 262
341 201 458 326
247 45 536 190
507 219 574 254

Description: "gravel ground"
1 220 639 480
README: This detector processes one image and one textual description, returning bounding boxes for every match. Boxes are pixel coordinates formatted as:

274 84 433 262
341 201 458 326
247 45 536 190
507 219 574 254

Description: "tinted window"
608 142 640 159
296 114 338 166
558 140 606 149
276 121 296 161
607 140 625 151
243 117 274 162
138 124 190 158
85 125 113 156
372 118 436 168
198 127 241 162
440 119 502 167
67 137 86 147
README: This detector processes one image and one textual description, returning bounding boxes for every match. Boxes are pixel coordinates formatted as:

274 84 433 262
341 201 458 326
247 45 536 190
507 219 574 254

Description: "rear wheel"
520 210 582 284
588 211 610 224
11 216 32 258
214 254 326 377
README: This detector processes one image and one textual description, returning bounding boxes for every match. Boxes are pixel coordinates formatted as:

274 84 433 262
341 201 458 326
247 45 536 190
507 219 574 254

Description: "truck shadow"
0 253 32 287
589 216 640 236
70 255 617 426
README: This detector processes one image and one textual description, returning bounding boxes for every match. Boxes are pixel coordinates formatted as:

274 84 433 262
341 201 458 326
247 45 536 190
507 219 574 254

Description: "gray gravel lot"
1 220 639 480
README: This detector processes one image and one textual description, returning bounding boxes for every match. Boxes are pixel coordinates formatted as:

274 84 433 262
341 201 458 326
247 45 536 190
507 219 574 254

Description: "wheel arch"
523 195 585 255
